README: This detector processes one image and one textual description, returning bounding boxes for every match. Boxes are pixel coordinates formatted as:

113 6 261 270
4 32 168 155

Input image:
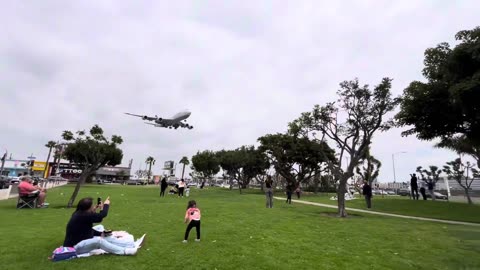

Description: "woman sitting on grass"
63 197 142 256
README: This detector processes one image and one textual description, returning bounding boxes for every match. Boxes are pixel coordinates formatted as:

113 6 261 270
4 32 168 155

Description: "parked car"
0 176 11 189
426 191 448 200
398 189 410 196
9 177 20 184
97 179 113 184
126 179 146 185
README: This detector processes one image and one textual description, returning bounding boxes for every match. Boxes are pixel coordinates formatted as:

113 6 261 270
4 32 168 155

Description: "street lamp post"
392 151 407 183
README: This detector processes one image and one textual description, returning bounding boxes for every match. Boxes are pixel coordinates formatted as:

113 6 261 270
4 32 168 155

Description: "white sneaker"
135 234 146 249
182 240 188 243
124 247 138 255
195 239 200 242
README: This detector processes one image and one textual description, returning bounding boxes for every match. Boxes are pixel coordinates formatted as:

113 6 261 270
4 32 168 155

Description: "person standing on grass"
295 184 301 199
410 173 419 200
285 182 294 204
265 175 274 208
362 181 372 209
419 185 427 200
160 177 168 197
427 180 435 201
178 179 186 197
183 200 201 243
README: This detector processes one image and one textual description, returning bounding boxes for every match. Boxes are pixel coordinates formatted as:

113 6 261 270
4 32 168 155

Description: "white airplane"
125 110 193 129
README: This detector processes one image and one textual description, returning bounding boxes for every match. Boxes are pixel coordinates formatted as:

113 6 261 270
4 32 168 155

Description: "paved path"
273 197 480 227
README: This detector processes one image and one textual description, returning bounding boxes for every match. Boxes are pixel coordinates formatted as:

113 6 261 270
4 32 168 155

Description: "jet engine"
142 116 148 120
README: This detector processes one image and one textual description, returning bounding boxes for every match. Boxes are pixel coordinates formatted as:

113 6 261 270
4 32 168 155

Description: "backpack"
50 246 77 262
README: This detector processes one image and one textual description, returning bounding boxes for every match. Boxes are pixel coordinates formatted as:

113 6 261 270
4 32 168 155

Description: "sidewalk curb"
273 196 480 227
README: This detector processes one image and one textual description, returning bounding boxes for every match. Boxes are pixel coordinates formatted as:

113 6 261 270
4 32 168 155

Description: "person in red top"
182 200 201 243
18 176 47 207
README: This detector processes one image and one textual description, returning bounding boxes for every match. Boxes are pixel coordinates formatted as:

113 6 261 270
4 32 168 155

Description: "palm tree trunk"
43 147 52 178
181 164 186 179
147 162 152 185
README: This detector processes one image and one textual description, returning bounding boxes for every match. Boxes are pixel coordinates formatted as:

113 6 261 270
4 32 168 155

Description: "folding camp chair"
17 192 39 209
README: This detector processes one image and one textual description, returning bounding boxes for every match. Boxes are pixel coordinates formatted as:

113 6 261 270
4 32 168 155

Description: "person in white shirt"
178 179 186 197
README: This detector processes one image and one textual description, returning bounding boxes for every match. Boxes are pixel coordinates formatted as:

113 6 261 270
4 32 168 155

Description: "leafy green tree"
289 78 398 217
216 146 270 193
191 150 220 185
135 169 149 179
396 26 480 167
258 133 335 188
145 156 156 183
443 159 479 204
61 125 123 207
179 156 190 180
43 141 56 178
355 148 381 185
216 149 242 190
421 166 442 184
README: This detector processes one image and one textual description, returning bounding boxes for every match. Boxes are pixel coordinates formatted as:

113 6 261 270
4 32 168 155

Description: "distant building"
48 162 131 181
0 159 30 177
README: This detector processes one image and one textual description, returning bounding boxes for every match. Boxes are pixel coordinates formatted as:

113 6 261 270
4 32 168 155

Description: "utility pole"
0 150 7 176
392 151 407 184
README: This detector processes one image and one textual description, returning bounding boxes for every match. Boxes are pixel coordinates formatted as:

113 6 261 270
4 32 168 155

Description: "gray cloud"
1 1 478 180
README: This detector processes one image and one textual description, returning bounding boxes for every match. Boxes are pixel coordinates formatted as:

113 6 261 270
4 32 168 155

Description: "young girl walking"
182 200 201 243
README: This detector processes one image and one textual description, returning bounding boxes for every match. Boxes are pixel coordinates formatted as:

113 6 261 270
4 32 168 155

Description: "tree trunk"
313 174 320 194
464 188 473 204
67 170 91 208
181 164 186 179
229 177 233 190
337 176 348 217
44 148 52 178
147 163 152 185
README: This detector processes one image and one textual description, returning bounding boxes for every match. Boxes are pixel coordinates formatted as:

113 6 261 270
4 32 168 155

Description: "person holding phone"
63 196 142 255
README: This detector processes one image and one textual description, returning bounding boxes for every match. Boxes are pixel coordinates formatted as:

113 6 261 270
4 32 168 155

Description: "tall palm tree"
179 156 190 179
145 156 156 184
44 141 57 178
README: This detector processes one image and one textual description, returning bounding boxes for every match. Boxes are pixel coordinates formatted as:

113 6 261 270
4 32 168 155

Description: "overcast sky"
1 1 478 182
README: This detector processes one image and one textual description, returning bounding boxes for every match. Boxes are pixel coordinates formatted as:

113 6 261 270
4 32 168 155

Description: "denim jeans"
265 188 273 208
74 237 127 255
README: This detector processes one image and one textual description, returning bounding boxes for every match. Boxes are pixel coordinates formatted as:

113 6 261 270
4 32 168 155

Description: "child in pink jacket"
182 200 201 243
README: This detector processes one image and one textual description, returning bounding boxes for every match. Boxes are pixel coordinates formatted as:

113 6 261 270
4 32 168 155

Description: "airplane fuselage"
156 110 191 124
125 110 193 129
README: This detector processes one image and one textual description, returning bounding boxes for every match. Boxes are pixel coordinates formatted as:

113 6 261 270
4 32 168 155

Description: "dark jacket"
161 179 168 189
362 184 372 197
410 175 418 188
63 204 109 247
265 179 273 189
427 181 434 190
286 182 295 193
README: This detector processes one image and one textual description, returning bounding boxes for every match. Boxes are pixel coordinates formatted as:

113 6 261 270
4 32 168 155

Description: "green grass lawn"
293 192 480 223
0 185 479 270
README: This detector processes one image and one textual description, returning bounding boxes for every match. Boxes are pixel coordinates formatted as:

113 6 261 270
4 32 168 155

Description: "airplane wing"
178 121 194 129
145 122 165 128
125 112 157 121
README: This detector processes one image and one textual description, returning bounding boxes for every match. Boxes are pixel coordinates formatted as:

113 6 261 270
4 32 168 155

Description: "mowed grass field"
296 192 480 223
0 185 479 270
